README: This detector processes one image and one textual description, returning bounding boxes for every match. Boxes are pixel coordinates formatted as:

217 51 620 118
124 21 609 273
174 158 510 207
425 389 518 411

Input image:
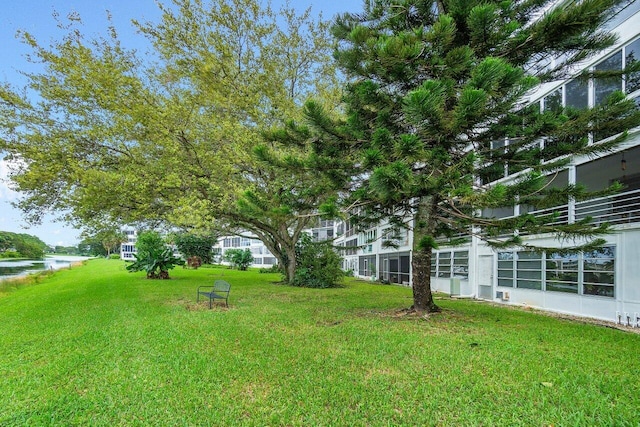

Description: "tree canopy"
0 231 48 259
0 0 342 283
285 0 640 312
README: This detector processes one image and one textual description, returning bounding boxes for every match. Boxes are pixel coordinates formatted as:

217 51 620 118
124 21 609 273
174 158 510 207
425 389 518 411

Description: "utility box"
450 278 461 296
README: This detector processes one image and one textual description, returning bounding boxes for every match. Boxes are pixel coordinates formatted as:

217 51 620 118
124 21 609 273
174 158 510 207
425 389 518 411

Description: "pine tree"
299 0 640 313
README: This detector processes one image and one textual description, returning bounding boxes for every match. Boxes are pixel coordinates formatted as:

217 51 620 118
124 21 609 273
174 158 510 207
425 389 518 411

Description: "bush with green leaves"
291 233 343 288
223 249 253 271
172 233 217 264
126 231 183 279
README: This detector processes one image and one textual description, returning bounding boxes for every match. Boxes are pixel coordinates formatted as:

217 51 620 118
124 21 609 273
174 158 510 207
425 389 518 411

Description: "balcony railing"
575 188 640 226
509 188 640 230
441 188 640 243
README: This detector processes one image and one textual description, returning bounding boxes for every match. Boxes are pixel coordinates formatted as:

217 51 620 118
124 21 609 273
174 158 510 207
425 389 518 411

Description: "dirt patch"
171 297 230 312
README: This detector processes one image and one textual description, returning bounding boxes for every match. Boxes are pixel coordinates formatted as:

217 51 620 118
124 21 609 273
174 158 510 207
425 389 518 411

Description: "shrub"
259 265 281 274
291 234 343 288
223 249 253 271
108 254 121 260
172 233 216 264
125 231 183 279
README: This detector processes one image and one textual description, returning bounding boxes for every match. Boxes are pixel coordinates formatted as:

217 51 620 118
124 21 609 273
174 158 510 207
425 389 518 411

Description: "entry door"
478 255 494 299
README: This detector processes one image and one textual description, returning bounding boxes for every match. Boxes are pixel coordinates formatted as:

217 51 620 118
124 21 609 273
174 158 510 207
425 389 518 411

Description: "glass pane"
498 260 513 269
584 246 615 258
498 278 514 287
583 284 614 297
517 260 542 269
583 260 615 271
565 79 589 109
584 272 614 285
498 252 514 261
543 88 563 113
517 280 542 290
626 38 640 93
497 269 513 278
546 259 579 270
517 270 542 280
594 51 622 105
547 270 578 282
547 281 579 293
518 251 542 260
400 256 410 273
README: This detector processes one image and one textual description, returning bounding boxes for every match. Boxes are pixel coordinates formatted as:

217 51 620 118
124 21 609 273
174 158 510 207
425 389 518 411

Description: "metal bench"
197 280 231 308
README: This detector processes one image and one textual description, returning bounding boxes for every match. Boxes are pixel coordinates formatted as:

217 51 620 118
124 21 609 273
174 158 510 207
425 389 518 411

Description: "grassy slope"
0 259 638 426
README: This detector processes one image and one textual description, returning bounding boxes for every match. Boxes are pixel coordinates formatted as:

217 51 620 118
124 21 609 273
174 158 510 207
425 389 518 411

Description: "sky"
0 0 364 246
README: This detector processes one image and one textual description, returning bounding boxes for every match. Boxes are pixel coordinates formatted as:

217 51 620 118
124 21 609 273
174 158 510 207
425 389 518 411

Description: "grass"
1 259 639 426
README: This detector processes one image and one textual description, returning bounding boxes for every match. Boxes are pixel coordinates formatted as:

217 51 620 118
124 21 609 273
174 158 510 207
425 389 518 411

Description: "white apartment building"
213 235 278 268
335 2 640 324
120 228 138 260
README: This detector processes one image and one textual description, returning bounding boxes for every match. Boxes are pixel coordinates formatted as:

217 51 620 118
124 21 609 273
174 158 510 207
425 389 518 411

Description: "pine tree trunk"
411 197 440 313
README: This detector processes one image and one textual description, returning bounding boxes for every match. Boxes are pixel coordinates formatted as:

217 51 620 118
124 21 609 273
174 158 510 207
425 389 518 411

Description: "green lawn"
1 259 638 426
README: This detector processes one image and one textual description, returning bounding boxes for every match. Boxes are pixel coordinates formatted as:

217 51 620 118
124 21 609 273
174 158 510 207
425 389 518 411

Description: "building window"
546 252 579 293
359 255 376 277
594 50 623 105
497 247 615 297
437 251 451 278
453 251 469 279
516 251 542 290
543 88 563 113
583 247 615 297
565 78 589 109
431 250 469 279
380 252 411 284
497 252 514 287
625 37 640 94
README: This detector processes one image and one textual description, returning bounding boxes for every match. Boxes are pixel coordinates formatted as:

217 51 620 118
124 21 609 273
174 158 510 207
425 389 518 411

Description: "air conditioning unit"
496 291 510 301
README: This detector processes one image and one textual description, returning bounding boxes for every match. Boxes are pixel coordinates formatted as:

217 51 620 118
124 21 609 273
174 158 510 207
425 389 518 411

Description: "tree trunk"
411 197 440 313
284 245 297 284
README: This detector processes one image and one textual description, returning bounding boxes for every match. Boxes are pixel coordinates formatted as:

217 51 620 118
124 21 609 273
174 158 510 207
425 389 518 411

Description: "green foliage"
259 264 281 274
2 260 640 425
0 0 341 285
291 233 343 288
108 254 121 260
125 248 184 279
172 233 216 264
223 249 254 271
299 0 640 312
135 231 165 260
0 231 47 259
126 231 183 279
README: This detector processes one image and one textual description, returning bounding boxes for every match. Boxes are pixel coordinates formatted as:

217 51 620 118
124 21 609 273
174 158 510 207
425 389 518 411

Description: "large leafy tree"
0 231 48 259
0 0 340 283
294 0 640 312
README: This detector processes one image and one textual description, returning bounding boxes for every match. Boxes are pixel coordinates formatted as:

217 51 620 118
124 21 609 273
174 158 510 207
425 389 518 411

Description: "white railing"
575 188 640 226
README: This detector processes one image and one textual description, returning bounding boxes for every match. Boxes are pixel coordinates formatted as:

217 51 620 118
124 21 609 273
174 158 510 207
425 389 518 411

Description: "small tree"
291 233 343 288
126 231 183 279
223 249 254 271
172 233 216 264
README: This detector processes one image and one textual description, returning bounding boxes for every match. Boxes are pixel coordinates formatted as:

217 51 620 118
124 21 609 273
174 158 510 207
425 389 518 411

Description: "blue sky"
0 0 363 246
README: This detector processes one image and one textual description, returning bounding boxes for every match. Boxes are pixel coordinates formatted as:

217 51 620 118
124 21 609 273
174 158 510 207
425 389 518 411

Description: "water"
0 256 91 281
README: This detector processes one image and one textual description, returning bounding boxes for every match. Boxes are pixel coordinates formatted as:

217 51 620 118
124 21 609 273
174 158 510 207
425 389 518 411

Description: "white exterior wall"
215 235 278 269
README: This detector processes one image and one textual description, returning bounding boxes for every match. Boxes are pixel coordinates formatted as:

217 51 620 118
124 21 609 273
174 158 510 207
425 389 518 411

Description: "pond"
0 256 91 281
